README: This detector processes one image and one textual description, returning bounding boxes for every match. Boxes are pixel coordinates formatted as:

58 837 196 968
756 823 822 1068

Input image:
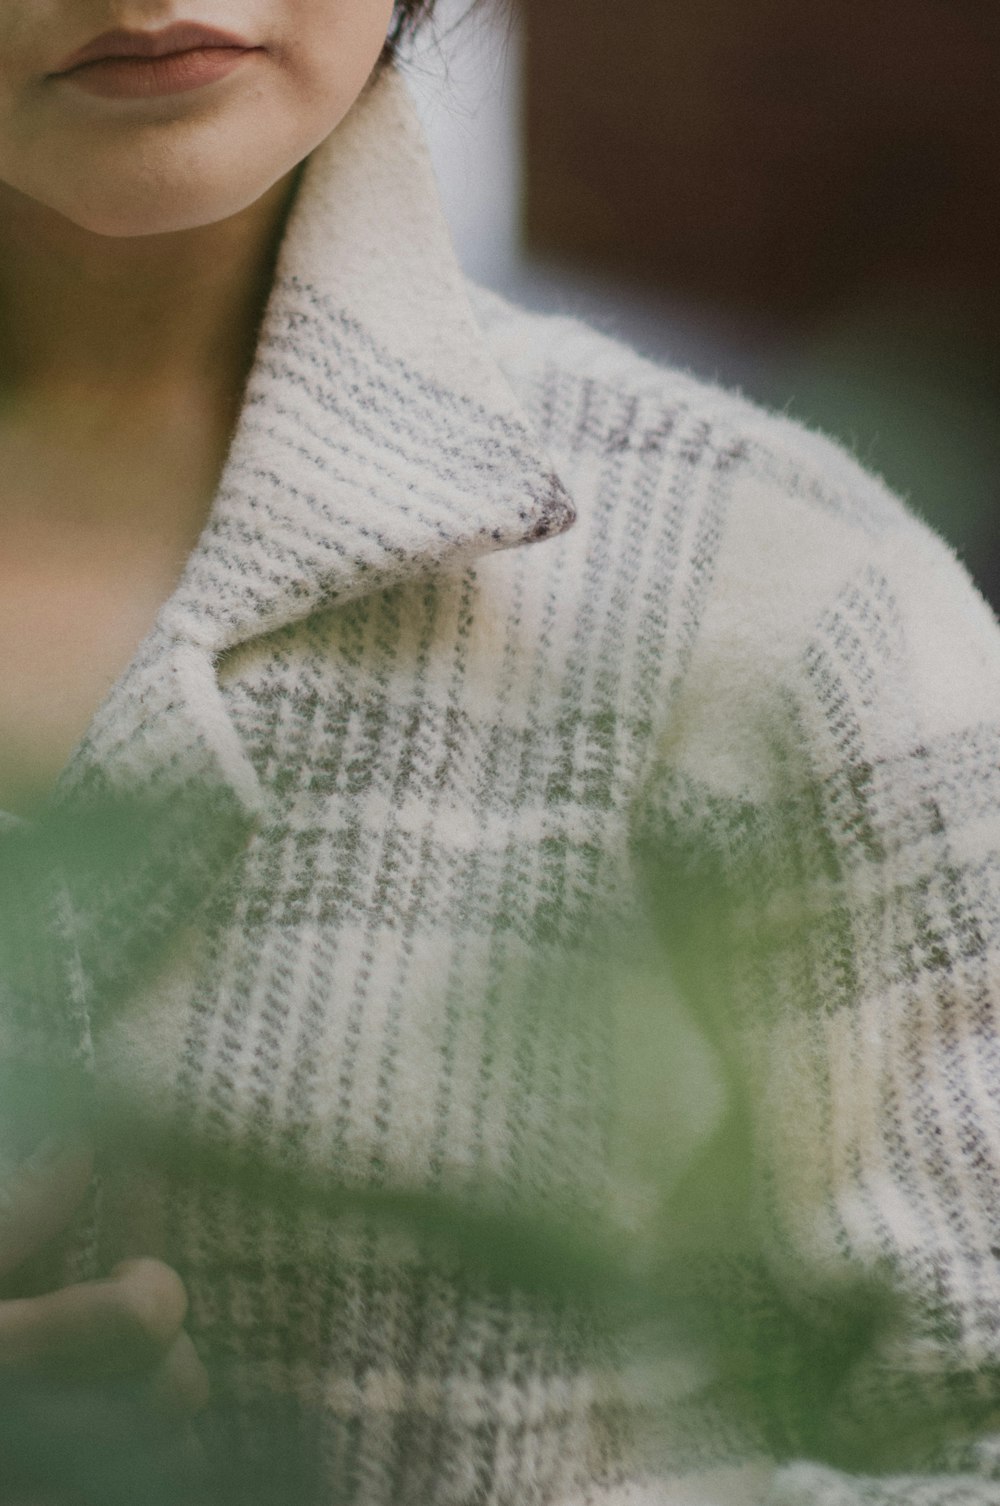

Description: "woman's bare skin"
0 385 232 812
0 173 294 812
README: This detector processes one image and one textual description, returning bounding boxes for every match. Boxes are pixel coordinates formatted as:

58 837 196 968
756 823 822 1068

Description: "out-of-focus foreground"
408 0 1000 607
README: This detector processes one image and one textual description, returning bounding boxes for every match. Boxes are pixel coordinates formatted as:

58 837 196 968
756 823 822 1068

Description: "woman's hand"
0 1133 209 1503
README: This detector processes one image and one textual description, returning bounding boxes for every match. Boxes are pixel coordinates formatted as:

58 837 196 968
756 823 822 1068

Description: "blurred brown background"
523 0 998 331
412 1 1000 607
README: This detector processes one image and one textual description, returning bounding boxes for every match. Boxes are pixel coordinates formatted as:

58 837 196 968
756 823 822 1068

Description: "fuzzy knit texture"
4 59 1000 1506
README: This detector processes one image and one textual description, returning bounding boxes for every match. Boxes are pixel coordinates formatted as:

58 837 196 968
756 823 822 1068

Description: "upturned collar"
158 62 575 657
28 64 574 1018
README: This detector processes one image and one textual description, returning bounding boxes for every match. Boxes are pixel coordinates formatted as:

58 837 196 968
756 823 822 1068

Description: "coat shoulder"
468 283 1000 769
470 283 937 548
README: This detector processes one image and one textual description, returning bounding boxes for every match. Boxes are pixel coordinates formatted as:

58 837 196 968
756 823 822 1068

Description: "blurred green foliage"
0 774 912 1503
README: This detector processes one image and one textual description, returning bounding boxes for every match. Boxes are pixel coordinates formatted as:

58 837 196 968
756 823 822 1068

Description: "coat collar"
158 61 575 657
29 62 574 1021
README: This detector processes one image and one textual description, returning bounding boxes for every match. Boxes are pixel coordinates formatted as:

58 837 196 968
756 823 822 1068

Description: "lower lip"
56 46 257 99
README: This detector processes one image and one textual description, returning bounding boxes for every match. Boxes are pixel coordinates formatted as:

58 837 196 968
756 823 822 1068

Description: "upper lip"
52 22 256 74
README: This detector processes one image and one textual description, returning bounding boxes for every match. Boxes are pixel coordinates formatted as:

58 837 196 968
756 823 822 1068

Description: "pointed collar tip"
524 474 577 542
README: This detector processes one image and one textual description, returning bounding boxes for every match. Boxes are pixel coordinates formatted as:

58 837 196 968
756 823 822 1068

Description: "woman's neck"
0 168 300 415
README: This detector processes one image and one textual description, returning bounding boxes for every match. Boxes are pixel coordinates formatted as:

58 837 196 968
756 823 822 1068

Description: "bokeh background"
406 0 1000 608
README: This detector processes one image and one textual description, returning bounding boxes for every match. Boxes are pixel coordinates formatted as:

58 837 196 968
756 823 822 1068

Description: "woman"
3 2 1000 1503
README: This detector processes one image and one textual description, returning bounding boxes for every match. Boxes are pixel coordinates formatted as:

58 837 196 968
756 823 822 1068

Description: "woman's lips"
49 23 262 100
54 45 258 99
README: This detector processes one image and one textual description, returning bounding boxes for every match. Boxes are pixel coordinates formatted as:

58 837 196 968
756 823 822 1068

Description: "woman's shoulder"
468 282 1000 766
469 282 912 539
469 281 998 651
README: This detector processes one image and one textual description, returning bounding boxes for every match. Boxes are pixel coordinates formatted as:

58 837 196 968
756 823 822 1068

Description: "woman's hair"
384 1 501 62
386 0 437 55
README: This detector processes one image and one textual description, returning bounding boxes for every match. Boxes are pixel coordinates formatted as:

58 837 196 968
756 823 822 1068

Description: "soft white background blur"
403 0 758 388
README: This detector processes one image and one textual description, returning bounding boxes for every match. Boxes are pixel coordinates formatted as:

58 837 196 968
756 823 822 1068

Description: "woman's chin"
38 173 286 239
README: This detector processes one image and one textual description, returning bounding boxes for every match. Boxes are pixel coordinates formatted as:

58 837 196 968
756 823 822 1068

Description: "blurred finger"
0 1257 188 1378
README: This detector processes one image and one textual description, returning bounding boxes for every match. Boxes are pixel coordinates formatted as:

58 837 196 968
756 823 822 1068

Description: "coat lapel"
159 61 575 657
35 60 574 1021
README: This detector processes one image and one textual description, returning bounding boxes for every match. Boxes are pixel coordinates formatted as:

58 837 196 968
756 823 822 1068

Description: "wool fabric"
4 61 1000 1506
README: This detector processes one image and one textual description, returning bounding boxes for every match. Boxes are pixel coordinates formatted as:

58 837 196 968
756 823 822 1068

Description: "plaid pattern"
5 62 1000 1506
